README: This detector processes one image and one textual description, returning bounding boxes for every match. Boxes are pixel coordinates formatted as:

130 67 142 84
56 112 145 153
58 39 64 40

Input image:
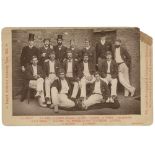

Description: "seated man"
78 53 96 101
63 50 79 101
44 50 60 106
82 72 110 110
50 69 75 113
25 56 46 107
99 51 118 103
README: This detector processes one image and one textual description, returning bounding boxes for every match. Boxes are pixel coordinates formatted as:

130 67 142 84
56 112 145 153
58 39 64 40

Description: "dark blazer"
78 61 96 79
43 60 60 77
113 46 131 68
52 78 72 97
20 46 39 67
100 59 118 79
25 65 45 81
81 46 96 64
69 47 82 62
89 79 110 100
54 45 67 63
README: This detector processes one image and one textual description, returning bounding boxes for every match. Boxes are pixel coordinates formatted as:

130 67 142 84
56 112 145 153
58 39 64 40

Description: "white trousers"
102 75 117 96
51 87 75 108
71 82 79 98
29 78 45 102
118 63 134 96
83 94 103 107
45 74 57 98
79 76 95 98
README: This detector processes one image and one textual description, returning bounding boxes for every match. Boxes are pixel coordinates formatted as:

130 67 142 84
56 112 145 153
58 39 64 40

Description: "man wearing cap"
81 40 96 64
82 72 110 110
39 38 53 67
78 53 96 100
20 33 40 101
62 50 79 101
96 36 113 71
50 68 75 113
54 35 67 64
100 51 118 103
113 39 135 97
25 56 46 107
44 50 60 106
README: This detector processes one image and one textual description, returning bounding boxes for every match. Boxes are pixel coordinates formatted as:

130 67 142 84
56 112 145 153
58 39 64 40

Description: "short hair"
115 39 122 43
59 68 65 74
49 50 55 55
43 38 50 43
106 50 112 55
31 55 38 60
94 71 100 76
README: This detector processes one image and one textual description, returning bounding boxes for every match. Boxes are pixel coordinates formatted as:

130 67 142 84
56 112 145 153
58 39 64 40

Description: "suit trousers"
51 87 75 108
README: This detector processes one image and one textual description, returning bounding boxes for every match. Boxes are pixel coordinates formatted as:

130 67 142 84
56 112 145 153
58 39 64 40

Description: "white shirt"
66 60 73 77
107 60 111 73
83 62 90 76
115 47 124 63
49 60 55 73
32 65 37 76
93 81 101 94
60 79 69 94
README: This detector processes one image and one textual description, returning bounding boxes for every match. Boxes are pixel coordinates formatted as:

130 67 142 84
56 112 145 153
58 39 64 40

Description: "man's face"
44 40 50 47
115 41 121 48
59 73 65 80
29 40 34 47
85 41 90 48
95 74 100 81
49 53 55 60
106 53 112 60
57 39 62 45
67 52 72 60
83 55 89 62
32 58 38 66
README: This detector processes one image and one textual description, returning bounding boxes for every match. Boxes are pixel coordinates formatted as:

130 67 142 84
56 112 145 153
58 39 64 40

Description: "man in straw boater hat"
53 34 67 64
39 38 53 67
44 50 60 107
113 39 135 97
25 56 46 107
20 33 40 102
50 68 76 113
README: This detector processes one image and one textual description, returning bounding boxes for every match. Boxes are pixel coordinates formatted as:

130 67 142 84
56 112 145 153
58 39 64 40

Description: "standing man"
82 72 110 110
100 51 118 102
63 50 79 101
78 53 96 100
113 39 135 96
54 34 67 64
51 69 75 113
44 50 60 106
20 33 39 101
25 56 46 107
39 38 52 67
81 39 96 64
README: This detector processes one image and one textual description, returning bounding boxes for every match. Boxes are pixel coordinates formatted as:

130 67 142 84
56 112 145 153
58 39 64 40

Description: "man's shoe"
20 96 26 102
131 87 136 97
49 104 54 109
54 105 59 113
40 102 47 108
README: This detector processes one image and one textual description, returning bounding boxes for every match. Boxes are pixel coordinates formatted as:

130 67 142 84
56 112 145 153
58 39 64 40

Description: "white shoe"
109 97 114 103
131 87 136 97
106 98 110 103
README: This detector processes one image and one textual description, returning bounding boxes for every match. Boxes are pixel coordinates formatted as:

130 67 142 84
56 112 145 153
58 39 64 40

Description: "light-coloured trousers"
83 94 103 107
79 76 95 98
51 87 75 108
118 63 134 96
102 75 117 96
29 78 45 102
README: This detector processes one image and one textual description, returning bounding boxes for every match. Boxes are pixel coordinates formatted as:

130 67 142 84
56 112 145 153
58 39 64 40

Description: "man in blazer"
113 39 135 97
78 53 96 100
100 51 118 103
62 50 79 100
25 56 46 107
53 35 67 64
81 39 96 64
50 68 75 113
43 50 60 106
82 72 110 110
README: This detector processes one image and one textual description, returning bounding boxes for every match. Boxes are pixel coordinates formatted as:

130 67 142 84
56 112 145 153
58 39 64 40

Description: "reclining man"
25 56 46 107
50 68 75 113
44 50 60 106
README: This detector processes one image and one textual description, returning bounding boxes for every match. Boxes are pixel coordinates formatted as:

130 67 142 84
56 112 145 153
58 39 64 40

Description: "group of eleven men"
20 33 136 113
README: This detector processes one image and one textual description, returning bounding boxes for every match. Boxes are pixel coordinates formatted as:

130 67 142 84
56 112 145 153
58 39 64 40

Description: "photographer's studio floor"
13 95 141 115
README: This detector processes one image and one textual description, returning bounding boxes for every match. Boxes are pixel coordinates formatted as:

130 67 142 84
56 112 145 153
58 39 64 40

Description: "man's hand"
33 75 38 79
41 53 46 57
44 59 49 62
21 66 25 72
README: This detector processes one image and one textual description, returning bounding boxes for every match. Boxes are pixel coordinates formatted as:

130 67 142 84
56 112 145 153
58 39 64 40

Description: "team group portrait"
12 28 141 115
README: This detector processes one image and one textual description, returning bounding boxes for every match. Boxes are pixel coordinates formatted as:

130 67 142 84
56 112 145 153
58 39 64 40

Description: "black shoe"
20 96 26 102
